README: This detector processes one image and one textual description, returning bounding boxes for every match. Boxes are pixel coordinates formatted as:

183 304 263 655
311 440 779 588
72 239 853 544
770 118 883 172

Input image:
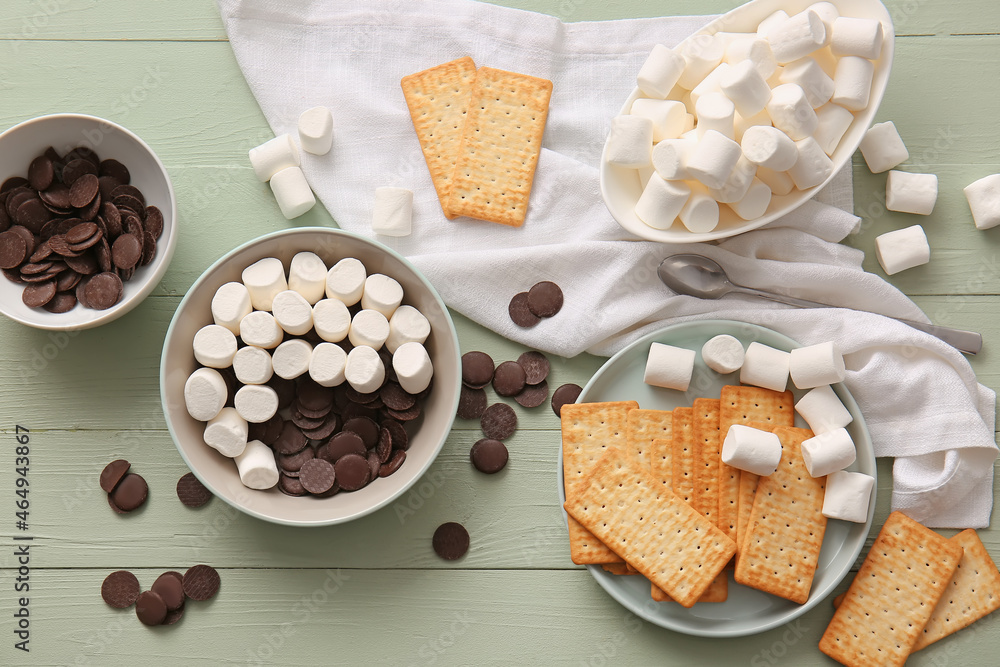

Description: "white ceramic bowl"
160 227 461 527
600 0 894 243
0 113 177 329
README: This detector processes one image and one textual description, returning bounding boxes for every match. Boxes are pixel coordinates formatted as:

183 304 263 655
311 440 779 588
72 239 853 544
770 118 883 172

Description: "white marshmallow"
643 342 696 391
789 341 846 389
386 305 431 354
740 342 790 392
733 108 772 142
724 35 777 80
886 171 938 215
184 367 228 422
249 134 299 182
638 165 654 189
678 34 726 90
710 155 756 204
964 174 1000 230
822 470 874 523
651 138 694 180
349 309 390 349
606 115 653 168
287 251 327 304
813 103 854 155
830 17 884 60
297 106 334 156
270 166 316 219
393 341 434 395
720 60 771 117
687 130 742 190
859 121 909 173
635 174 690 230
242 257 288 311
361 274 404 319
193 324 238 369
690 63 731 109
313 298 351 343
741 125 798 171
756 167 795 196
637 44 686 98
788 136 834 190
701 334 745 373
729 178 773 220
807 3 839 38
779 57 834 108
757 10 789 38
239 311 283 349
271 290 314 336
234 384 279 424
766 84 819 140
309 342 348 387
795 385 853 434
326 257 366 306
232 346 273 385
345 345 385 394
271 339 313 380
682 112 696 134
203 407 248 458
831 56 874 111
679 185 720 233
768 10 827 64
722 425 783 476
211 282 252 335
875 225 930 275
630 99 687 142
235 439 279 490
372 187 413 237
801 428 856 478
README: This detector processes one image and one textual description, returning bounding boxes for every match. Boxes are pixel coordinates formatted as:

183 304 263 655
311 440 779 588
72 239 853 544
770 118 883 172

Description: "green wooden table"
1 1 998 664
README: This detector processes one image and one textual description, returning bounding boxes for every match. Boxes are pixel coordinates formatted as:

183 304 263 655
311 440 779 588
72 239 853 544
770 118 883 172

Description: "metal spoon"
657 253 983 355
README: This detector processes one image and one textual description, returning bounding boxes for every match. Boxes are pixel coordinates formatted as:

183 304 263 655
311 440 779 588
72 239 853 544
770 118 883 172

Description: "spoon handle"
732 285 983 355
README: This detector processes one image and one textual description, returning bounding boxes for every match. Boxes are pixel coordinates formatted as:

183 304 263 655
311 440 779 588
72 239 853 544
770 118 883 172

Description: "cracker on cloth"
626 408 673 471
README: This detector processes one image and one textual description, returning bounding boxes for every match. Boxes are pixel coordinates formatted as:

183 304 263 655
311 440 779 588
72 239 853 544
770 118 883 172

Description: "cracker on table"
819 511 964 667
626 408 673 471
444 66 553 227
670 407 696 506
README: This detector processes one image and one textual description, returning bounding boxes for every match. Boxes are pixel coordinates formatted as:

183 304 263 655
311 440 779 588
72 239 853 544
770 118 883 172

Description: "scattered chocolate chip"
551 383 583 417
461 351 495 388
470 439 509 474
481 403 517 441
110 473 148 512
457 385 488 420
135 590 167 626
102 570 140 609
508 291 541 328
527 281 563 318
432 522 470 560
176 472 213 508
162 604 185 626
492 361 526 397
100 459 131 493
182 564 221 602
152 572 186 611
514 380 549 409
517 350 550 385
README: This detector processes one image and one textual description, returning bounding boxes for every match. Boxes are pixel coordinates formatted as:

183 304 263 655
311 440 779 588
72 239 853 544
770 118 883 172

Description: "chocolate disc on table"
508 291 541 328
461 351 495 388
162 604 185 626
470 438 509 474
334 453 371 491
182 564 221 602
0 230 28 269
152 572 186 611
176 472 213 508
550 383 583 417
101 570 140 609
107 493 127 514
432 522 470 561
22 280 57 308
378 450 406 478
514 380 549 409
481 403 517 441
342 416 380 449
299 458 337 495
457 385 488 420
517 350 550 385
492 361 526 397
99 459 131 493
527 281 563 318
109 472 148 512
135 590 167 626
83 271 123 310
43 292 77 314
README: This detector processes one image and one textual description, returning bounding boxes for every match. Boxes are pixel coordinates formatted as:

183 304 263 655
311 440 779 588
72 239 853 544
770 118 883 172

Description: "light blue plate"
557 320 876 637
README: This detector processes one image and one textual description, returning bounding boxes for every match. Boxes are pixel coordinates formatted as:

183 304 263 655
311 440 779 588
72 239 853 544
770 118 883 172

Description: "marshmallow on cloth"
651 138 693 181
701 334 745 373
270 166 316 219
740 341 790 392
193 324 238 369
235 439 280 490
298 106 334 156
812 103 854 155
345 345 385 394
249 134 299 182
796 385 853 434
272 339 313 379
636 43 685 98
802 427 856 478
830 16 884 60
741 125 797 171
605 115 653 168
372 187 413 237
859 121 908 173
679 184 720 233
326 257 366 306
288 251 328 304
643 342 695 390
184 367 228 422
630 99 686 142
393 341 434 394
232 345 273 385
722 424 783 476
965 174 1000 230
756 166 795 196
309 342 348 387
695 92 736 139
687 130 741 190
212 282 252 335
789 341 846 389
635 174 690 230
234 384 279 423
788 136 834 190
239 311 283 349
204 407 248 458
823 470 874 523
767 10 827 64
242 257 288 311
831 55 874 111
886 171 938 215
875 225 930 275
386 305 430 354
729 178 772 220
766 84 818 140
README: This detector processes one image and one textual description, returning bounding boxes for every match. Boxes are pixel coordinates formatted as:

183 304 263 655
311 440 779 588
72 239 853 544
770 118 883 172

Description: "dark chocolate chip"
481 403 517 441
432 522 470 560
514 380 549 409
176 472 213 508
342 416 379 449
274 421 309 455
323 431 366 462
334 453 371 491
99 158 130 184
381 419 409 451
83 271 123 310
379 449 406 477
152 572 186 611
375 427 392 463
380 382 415 411
527 281 563 318
135 591 167 626
0 230 28 269
182 564 221 601
277 445 315 474
457 385 488 420
61 158 97 186
144 205 163 239
21 280 57 308
99 459 131 493
69 173 99 208
492 361 526 397
461 351 495 388
102 570 140 609
517 350 550 385
551 383 583 417
42 291 77 313
111 233 142 270
299 458 337 495
66 222 98 245
109 472 148 512
470 438 508 474
28 155 54 191
162 603 185 626
508 291 540 328
278 474 307 496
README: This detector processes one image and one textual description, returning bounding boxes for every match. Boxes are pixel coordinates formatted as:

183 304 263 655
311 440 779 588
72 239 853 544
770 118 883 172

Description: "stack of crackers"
400 57 552 227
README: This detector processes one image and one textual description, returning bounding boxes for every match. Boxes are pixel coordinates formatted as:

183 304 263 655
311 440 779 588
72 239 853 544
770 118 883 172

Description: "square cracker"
819 511 964 667
670 407 696 506
626 408 673 471
400 57 477 219
564 446 735 608
735 426 825 604
443 66 553 227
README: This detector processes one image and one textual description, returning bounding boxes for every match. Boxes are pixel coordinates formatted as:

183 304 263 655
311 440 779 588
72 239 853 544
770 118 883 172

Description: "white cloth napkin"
217 0 997 528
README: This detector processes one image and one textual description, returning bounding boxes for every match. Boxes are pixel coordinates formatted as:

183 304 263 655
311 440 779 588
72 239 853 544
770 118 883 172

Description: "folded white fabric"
217 0 997 528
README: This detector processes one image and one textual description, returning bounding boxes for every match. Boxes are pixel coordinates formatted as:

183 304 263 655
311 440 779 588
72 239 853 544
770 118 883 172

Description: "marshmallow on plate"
393 341 434 395
239 311 283 349
695 92 737 140
724 35 777 80
372 187 413 237
309 342 348 387
361 274 403 318
211 282 252 335
788 137 834 190
690 63 731 109
242 257 288 311
830 16 884 60
204 407 248 458
678 34 725 89
812 103 854 155
635 174 690 230
184 367 228 422
270 166 316 220
710 155 756 204
740 341 790 392
631 99 687 142
822 470 874 523
733 108 771 142
722 424 783 476
766 84 819 141
801 427 856 478
756 166 795 196
964 174 1000 230
606 115 653 168
326 257 367 306
637 44 686 98
271 290 315 336
807 2 839 38
768 10 827 64
729 178 773 220
193 324 238 369
795 384 853 434
345 345 385 394
643 342 696 391
235 439 280 490
232 346 274 385
687 130 742 190
349 309 390 349
831 56 874 111
779 57 834 108
249 134 299 182
741 125 798 171
701 334 745 373
234 384 279 424
885 171 938 215
679 185 721 233
288 251 327 304
875 225 930 275
312 298 351 343
789 341 846 389
651 138 694 181
386 305 431 354
298 106 334 156
271 339 313 380
757 10 789 38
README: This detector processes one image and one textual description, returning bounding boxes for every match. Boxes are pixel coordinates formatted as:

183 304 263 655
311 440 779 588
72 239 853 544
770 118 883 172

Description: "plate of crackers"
557 320 876 637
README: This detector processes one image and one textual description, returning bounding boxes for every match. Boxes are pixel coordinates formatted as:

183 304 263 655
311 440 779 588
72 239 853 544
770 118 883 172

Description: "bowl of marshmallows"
601 0 894 242
160 227 461 526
